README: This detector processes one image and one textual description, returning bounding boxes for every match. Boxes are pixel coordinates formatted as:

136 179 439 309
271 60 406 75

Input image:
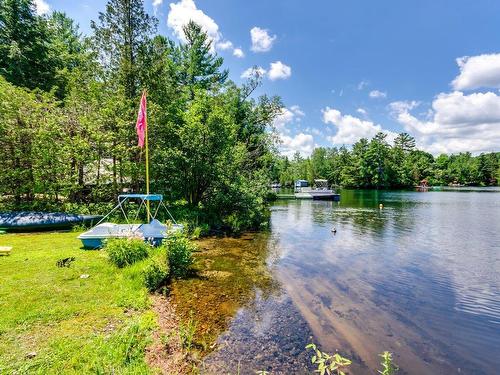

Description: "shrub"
190 223 210 239
105 238 150 268
165 234 195 278
143 258 169 292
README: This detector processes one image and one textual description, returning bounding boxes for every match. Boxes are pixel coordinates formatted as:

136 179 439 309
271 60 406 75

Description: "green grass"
0 231 156 374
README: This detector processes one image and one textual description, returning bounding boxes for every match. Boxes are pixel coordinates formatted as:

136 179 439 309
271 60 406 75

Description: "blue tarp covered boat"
78 194 183 249
0 212 102 232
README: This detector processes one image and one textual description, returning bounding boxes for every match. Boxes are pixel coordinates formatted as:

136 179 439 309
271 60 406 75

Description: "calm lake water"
179 189 500 374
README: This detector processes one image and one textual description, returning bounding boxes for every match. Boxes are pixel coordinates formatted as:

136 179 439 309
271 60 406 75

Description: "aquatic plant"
105 238 150 268
165 234 195 278
378 351 398 375
179 311 197 351
306 343 352 375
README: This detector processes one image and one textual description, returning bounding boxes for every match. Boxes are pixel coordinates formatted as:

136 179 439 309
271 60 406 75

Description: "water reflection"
187 190 500 374
271 190 500 375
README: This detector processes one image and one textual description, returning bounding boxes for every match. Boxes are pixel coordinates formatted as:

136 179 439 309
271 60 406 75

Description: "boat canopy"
94 193 176 227
118 194 163 201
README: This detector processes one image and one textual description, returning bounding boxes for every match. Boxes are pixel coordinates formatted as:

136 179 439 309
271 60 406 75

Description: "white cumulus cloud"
241 66 266 79
273 106 305 133
250 27 276 53
233 48 245 58
280 133 315 157
167 0 241 57
273 109 295 133
153 0 164 9
34 0 50 15
323 107 397 145
369 90 387 99
390 91 500 154
452 53 500 90
357 80 369 90
168 0 221 44
290 105 305 117
268 61 291 81
242 62 292 81
216 40 233 50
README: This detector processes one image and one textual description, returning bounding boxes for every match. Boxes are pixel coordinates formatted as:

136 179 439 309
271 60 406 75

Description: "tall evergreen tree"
47 11 87 99
394 132 416 152
0 0 56 90
91 0 157 99
178 21 228 98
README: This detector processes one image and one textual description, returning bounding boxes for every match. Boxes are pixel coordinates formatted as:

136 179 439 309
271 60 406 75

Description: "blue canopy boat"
78 194 183 249
0 212 102 232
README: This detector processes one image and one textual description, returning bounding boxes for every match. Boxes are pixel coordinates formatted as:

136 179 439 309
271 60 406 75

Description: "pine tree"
178 21 228 98
394 132 416 152
91 0 157 99
0 0 56 90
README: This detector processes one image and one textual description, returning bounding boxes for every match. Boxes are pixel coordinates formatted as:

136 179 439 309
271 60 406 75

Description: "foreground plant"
379 351 398 375
105 238 150 268
306 343 352 375
179 311 197 351
143 258 169 292
165 233 195 278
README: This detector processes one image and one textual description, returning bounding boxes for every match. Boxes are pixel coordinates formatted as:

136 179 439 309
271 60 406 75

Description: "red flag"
136 92 147 148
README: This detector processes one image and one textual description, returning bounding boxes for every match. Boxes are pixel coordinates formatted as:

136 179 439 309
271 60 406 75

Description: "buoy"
379 203 384 209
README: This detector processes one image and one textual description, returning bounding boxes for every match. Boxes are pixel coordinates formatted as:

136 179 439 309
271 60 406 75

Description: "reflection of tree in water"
169 232 282 353
310 200 336 224
329 190 419 237
269 192 499 375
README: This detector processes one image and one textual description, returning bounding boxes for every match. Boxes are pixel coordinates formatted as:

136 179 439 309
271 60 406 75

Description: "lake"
172 189 500 374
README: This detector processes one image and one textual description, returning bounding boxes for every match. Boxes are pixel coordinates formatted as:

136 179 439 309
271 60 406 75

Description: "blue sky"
37 0 500 156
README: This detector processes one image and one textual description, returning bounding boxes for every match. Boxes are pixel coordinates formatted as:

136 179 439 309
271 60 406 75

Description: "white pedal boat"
78 194 183 249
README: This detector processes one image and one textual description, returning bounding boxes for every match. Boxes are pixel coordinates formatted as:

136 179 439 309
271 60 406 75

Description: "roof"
118 194 163 201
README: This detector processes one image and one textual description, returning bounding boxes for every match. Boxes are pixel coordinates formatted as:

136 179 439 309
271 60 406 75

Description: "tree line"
0 0 282 231
273 132 500 188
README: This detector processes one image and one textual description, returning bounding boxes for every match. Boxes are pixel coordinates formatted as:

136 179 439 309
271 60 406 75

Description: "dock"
276 192 340 201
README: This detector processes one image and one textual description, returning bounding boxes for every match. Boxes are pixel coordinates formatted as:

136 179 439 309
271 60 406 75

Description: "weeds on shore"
105 238 150 268
179 311 197 351
102 233 195 292
166 233 196 278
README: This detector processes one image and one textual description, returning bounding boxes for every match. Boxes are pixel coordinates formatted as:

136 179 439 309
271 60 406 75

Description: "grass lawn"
0 231 157 374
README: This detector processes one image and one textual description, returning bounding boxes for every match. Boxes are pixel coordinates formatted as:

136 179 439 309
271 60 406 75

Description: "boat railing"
94 194 178 228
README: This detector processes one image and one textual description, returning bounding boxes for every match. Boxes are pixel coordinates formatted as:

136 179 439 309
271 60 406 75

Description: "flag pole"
144 90 151 222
